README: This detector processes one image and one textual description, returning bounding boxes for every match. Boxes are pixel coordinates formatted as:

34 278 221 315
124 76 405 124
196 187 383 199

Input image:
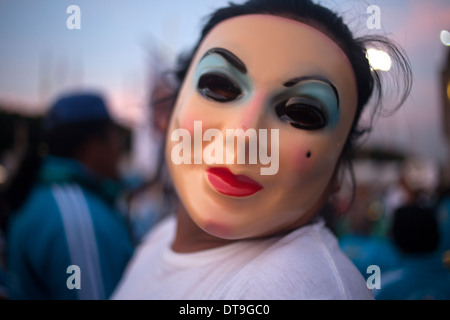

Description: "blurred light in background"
366 48 392 71
441 30 450 46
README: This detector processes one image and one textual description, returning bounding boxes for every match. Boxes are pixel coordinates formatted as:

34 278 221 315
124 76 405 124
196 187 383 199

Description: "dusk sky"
1 0 449 166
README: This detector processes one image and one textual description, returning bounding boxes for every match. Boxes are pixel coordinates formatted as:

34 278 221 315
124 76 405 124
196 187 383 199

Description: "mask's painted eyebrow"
283 76 340 108
201 47 247 74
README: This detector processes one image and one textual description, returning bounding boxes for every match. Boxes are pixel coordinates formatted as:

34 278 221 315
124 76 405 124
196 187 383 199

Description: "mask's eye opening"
275 97 328 130
197 73 242 103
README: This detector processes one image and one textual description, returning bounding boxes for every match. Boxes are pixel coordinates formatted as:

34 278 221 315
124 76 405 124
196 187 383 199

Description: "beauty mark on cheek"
289 147 314 173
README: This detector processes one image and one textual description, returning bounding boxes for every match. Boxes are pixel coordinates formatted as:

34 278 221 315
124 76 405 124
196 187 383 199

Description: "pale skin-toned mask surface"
166 14 358 252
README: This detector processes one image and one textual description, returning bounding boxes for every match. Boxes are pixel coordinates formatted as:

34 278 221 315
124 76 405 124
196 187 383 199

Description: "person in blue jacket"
4 92 134 299
436 191 450 269
374 204 450 300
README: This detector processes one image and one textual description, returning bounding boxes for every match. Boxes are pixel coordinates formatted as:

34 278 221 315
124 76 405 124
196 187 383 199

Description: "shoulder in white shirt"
113 214 373 300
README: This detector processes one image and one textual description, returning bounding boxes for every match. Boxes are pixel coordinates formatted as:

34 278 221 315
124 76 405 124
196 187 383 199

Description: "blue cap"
45 92 112 131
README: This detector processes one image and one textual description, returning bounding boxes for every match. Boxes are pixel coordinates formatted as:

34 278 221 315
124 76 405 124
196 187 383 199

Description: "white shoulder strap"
52 184 105 300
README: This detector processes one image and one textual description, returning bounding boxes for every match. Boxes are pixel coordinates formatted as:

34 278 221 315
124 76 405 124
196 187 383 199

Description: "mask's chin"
166 149 338 242
180 184 330 241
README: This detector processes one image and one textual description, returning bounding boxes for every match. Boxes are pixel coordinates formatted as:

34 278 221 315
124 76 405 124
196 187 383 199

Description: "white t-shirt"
112 215 373 300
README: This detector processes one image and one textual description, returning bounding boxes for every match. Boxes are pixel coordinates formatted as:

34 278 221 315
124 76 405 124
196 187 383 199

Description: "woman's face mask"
166 14 358 239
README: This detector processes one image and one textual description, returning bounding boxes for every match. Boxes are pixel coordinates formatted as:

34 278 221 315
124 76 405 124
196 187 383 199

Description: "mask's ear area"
329 164 342 195
329 137 351 197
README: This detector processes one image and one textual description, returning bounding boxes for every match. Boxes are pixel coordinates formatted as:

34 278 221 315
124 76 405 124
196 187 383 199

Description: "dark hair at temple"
172 0 413 205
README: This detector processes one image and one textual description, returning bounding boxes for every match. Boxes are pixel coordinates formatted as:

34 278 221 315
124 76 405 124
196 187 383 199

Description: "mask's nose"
222 90 270 166
235 90 268 132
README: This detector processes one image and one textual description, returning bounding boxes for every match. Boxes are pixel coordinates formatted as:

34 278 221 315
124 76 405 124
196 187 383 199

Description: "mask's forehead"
191 14 358 117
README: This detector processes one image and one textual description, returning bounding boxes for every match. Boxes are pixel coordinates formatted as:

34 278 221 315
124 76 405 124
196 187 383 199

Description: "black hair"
171 0 412 205
391 205 440 254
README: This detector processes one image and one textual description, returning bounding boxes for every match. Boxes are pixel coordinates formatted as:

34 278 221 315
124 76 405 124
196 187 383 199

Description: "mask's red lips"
206 167 263 197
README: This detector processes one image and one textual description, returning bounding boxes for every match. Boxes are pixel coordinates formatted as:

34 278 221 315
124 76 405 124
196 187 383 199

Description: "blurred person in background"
124 67 179 244
4 92 134 299
436 188 450 270
374 204 450 300
0 233 7 299
384 158 439 220
339 184 399 277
